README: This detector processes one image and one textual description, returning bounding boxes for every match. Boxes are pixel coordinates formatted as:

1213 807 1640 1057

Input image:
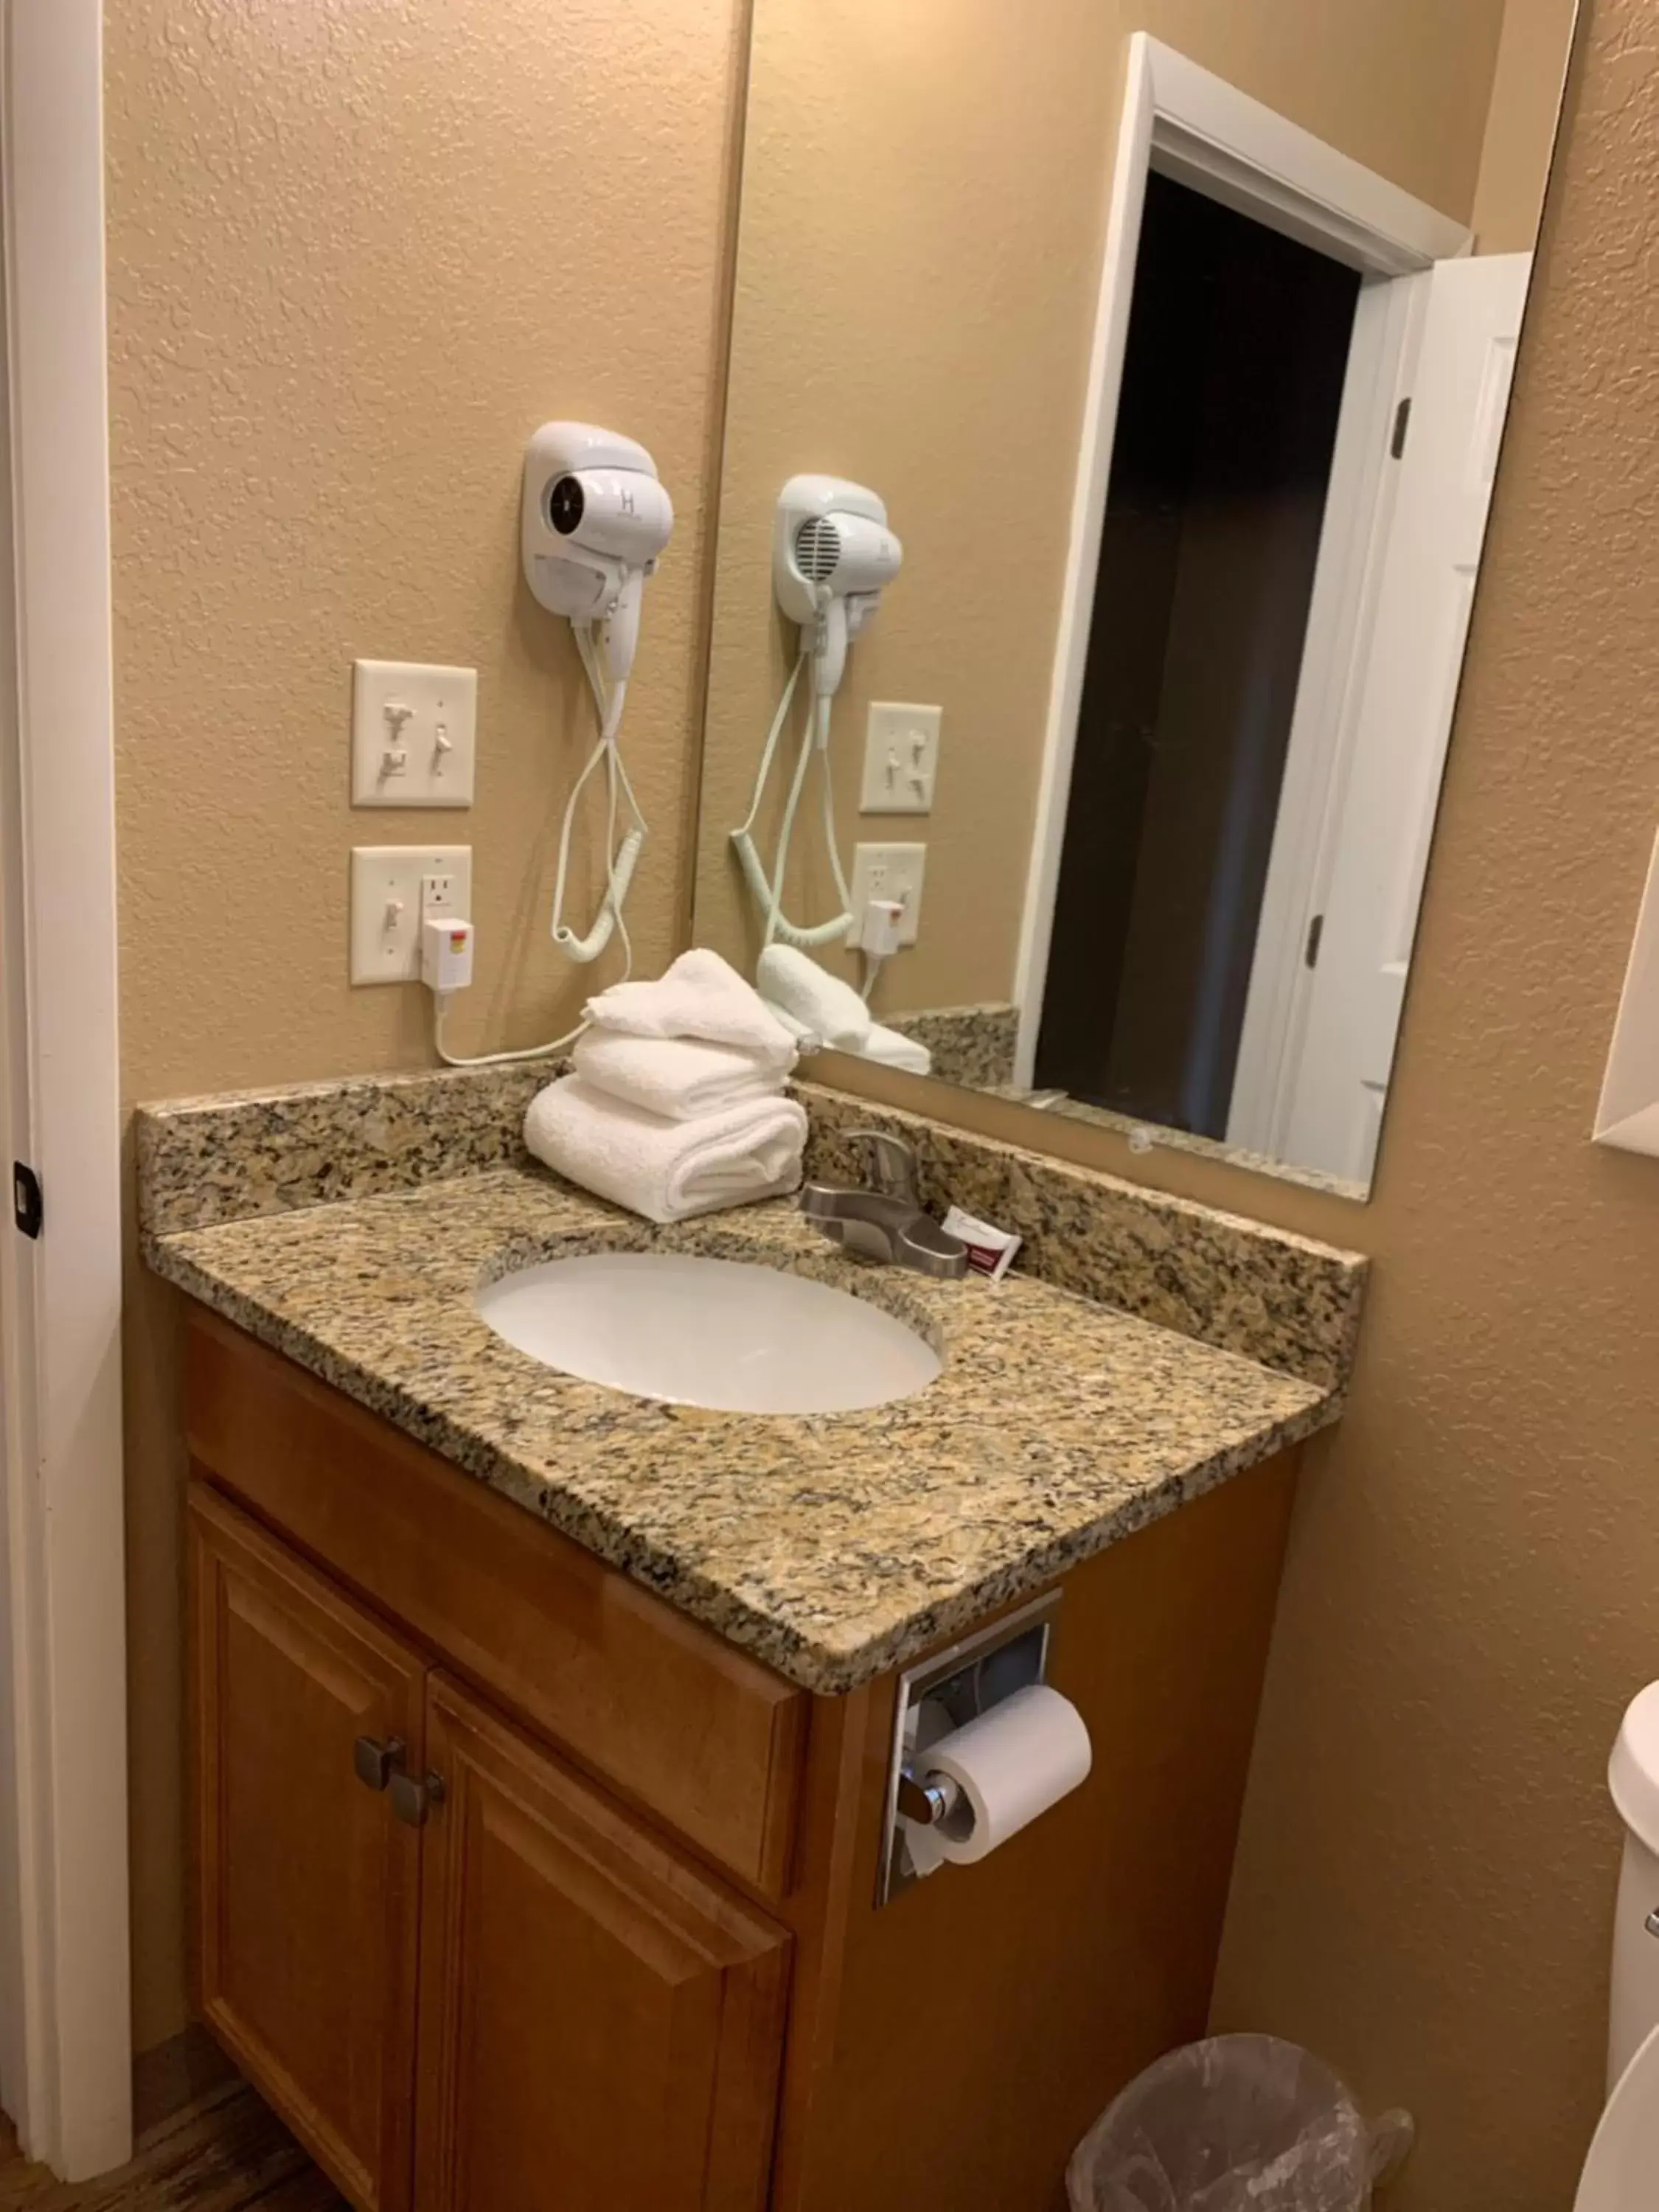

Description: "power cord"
730 637 856 950
431 627 638 1068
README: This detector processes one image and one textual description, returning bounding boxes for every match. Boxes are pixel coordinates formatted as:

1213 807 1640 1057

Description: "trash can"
1067 2034 1413 2212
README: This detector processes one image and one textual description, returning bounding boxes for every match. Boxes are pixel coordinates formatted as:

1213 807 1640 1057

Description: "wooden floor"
0 2084 344 2212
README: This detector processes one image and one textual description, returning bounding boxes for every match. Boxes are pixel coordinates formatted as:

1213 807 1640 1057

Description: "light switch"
350 845 473 983
860 702 941 815
352 661 476 807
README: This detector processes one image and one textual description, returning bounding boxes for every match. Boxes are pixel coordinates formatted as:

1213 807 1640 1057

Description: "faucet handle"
849 1127 920 1203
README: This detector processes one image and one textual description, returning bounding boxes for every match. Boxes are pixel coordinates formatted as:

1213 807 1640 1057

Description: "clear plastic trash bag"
1067 2034 1414 2212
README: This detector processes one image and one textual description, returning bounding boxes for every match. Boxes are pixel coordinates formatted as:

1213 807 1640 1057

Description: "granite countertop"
145 1160 1338 1694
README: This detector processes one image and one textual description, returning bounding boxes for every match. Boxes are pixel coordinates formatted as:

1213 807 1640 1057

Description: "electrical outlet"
420 869 462 917
849 842 925 947
350 845 473 983
352 660 477 807
860 702 941 815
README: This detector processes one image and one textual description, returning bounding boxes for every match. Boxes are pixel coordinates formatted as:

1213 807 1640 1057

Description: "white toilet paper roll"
921 1683 1092 1865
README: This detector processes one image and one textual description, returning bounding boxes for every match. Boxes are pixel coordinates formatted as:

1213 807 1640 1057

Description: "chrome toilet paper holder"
877 1588 1060 1906
894 1767 960 1829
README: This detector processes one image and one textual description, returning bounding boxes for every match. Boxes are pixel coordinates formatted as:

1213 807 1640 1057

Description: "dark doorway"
1034 172 1360 1137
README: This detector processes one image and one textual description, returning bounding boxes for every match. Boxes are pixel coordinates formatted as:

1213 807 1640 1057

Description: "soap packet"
941 1205 1022 1283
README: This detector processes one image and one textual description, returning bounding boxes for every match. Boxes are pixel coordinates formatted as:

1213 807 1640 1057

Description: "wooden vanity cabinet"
189 1484 425 2212
413 1677 790 2212
189 1479 791 2212
184 1306 1298 2212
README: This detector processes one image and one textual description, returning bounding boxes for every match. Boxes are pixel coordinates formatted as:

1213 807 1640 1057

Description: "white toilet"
1575 1682 1659 2208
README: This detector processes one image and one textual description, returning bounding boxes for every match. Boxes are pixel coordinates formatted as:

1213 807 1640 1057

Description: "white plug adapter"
856 897 905 957
422 915 475 993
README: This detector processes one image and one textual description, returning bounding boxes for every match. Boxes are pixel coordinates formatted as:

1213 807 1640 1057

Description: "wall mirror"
691 1 1578 1200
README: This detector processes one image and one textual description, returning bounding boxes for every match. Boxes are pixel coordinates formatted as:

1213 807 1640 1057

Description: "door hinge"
1304 914 1325 970
13 1162 42 1240
1390 396 1413 459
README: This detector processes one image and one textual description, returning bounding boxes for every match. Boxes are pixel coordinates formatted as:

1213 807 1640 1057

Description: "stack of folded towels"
523 949 808 1225
756 944 933 1075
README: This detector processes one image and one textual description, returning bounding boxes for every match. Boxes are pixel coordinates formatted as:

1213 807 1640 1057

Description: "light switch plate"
849 842 925 946
352 660 476 807
860 702 941 815
350 845 473 984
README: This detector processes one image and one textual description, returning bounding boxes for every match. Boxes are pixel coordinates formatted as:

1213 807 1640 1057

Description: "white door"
1276 252 1532 1183
1225 268 1428 1158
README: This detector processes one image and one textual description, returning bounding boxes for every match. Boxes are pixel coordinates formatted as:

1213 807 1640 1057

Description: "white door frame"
1010 34 1468 1093
0 0 132 2179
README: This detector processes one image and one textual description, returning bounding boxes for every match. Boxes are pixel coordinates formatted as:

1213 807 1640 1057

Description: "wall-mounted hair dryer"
512 421 672 987
522 422 674 684
773 474 902 700
731 474 903 960
426 418 672 1074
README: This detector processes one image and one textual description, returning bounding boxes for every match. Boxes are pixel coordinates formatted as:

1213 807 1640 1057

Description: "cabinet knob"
352 1735 407 1792
390 1769 448 1829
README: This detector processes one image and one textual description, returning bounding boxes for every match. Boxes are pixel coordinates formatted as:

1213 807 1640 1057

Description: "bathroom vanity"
142 1070 1365 2212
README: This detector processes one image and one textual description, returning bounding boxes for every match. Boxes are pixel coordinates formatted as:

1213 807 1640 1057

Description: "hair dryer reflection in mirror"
730 475 905 964
773 473 902 698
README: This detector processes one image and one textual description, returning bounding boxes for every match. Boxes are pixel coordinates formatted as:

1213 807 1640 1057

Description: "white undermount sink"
476 1250 942 1415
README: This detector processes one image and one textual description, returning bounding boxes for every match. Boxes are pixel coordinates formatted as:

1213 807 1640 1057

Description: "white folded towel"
571 1029 782 1121
524 1076 807 1225
585 947 796 1074
861 1023 933 1077
756 944 872 1052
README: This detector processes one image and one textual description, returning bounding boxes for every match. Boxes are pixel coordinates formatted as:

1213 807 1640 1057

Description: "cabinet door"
414 1674 791 2212
189 1484 426 2212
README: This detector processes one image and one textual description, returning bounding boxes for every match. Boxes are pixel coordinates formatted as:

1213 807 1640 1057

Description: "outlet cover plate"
860 701 941 815
849 842 925 947
350 845 473 984
352 660 476 807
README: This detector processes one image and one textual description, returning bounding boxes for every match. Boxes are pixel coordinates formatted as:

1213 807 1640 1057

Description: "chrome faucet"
798 1130 969 1279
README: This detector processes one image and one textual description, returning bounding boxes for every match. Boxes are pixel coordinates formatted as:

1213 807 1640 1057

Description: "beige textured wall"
1216 6 1658 2202
813 2 1659 2201
107 18 1655 2207
106 0 746 2049
692 0 1509 1017
1472 0 1580 250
